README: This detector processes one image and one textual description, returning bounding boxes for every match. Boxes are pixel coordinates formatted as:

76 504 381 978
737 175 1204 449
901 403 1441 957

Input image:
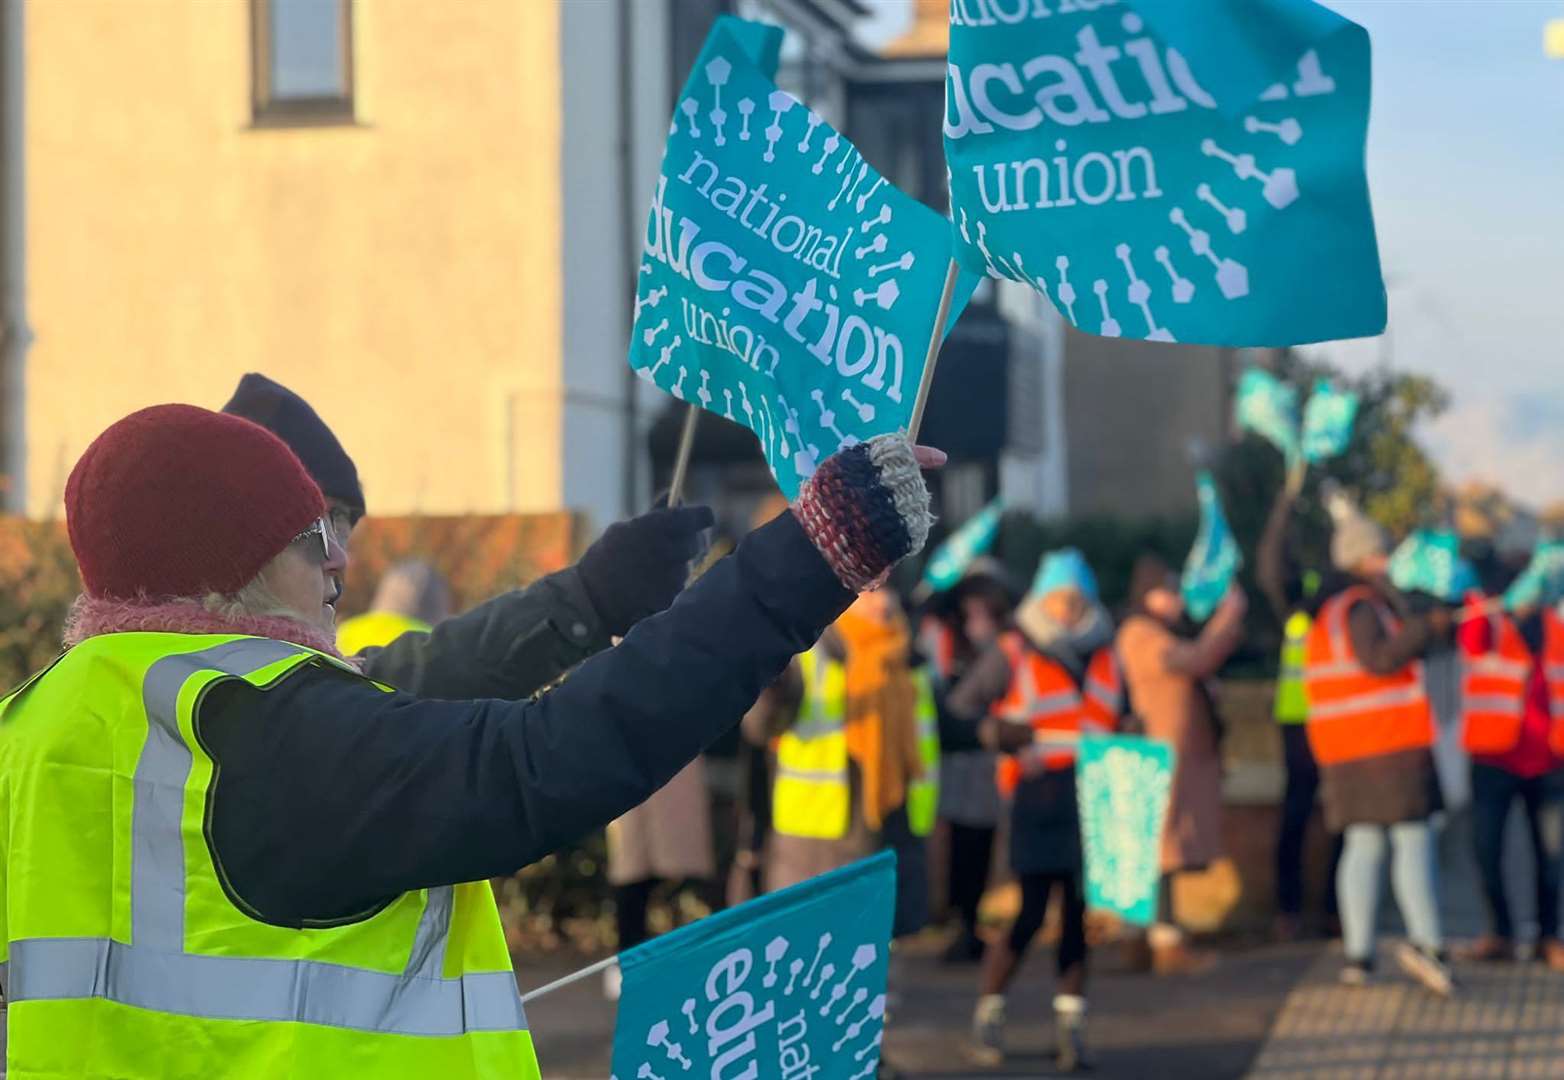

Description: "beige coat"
1116 607 1243 874
606 758 716 885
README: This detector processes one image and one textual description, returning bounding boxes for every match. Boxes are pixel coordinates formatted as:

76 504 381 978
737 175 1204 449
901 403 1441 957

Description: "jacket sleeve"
1347 597 1434 675
1255 488 1298 625
198 513 852 926
944 643 1013 721
1160 600 1245 680
355 566 611 700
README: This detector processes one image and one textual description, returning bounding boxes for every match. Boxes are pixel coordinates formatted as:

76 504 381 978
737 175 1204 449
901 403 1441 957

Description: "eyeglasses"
327 505 356 546
291 517 333 564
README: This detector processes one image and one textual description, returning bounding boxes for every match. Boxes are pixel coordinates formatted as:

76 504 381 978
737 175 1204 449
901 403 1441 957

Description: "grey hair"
201 562 295 622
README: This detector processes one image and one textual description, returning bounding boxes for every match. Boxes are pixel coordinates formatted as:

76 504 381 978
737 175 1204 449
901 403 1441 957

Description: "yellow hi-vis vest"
337 610 431 656
773 653 941 840
773 649 850 840
0 633 538 1080
1275 611 1312 724
906 671 940 838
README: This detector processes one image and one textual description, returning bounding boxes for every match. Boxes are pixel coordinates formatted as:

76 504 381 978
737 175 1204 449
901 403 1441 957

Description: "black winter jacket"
197 513 851 927
355 564 610 700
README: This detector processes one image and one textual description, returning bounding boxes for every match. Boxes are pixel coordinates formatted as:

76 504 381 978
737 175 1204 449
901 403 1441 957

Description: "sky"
858 0 1564 507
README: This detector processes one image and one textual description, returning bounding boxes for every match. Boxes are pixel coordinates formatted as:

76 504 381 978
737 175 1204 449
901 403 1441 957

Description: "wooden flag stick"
667 403 700 508
1285 461 1307 499
906 258 962 445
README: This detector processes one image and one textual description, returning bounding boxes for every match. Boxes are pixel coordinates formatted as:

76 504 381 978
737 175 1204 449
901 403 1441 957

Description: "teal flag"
922 498 1004 594
1234 367 1301 465
610 851 895 1080
1505 542 1564 612
1389 529 1473 602
633 18 979 499
1301 378 1359 463
1182 470 1242 622
944 0 1383 346
1077 734 1176 927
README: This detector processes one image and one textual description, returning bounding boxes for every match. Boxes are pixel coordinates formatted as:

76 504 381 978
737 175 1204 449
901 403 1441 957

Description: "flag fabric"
610 850 896 1080
1389 529 1474 602
1234 367 1302 465
944 0 1383 346
1182 470 1242 622
632 17 979 499
1076 734 1176 926
921 498 1004 594
1301 378 1359 463
1505 542 1564 612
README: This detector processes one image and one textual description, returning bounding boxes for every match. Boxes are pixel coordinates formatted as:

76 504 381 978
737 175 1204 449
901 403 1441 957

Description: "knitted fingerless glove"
791 435 933 593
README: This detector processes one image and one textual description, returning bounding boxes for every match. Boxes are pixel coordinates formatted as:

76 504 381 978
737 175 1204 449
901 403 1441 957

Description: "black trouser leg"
949 822 996 935
1055 872 1088 996
1277 725 1320 917
1471 763 1519 940
1521 774 1564 941
613 877 658 951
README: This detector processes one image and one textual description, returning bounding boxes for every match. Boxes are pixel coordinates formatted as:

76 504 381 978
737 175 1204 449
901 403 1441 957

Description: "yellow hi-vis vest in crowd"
774 649 850 840
773 651 941 840
336 610 431 656
906 670 940 837
0 633 538 1080
1275 611 1313 725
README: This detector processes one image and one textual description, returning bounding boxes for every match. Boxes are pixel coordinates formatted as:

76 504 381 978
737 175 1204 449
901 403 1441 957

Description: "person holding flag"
1305 496 1455 994
1256 481 1338 941
948 549 1123 1071
1457 540 1564 970
1118 554 1247 976
1 403 937 1079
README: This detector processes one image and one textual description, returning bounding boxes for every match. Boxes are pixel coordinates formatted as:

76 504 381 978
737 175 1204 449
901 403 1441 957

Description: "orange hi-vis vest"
991 632 1122 795
1462 608 1564 756
1303 585 1433 766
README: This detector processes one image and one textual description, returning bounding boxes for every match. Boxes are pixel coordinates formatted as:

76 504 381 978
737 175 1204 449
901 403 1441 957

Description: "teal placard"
922 498 1004 593
1182 470 1242 623
1235 366 1301 465
1076 733 1176 927
1506 542 1564 613
1301 378 1360 464
1389 529 1475 603
944 0 1383 346
610 851 896 1080
633 18 978 498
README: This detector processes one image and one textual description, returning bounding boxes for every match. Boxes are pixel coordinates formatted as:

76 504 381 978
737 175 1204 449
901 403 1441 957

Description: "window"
252 0 354 125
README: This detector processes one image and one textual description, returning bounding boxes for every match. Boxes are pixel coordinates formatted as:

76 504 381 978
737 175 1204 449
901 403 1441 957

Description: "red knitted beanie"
65 404 326 600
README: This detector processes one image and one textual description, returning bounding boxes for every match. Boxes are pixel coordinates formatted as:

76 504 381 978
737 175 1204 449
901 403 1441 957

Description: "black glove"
576 505 716 636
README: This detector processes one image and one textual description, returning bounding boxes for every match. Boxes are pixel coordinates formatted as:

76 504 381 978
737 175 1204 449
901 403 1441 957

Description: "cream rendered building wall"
24 0 561 517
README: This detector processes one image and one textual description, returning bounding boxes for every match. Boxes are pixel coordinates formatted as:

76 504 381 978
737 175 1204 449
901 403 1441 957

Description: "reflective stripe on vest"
992 635 1117 794
773 649 850 840
906 672 940 837
1275 611 1312 724
1303 588 1433 766
1 634 537 1079
1544 610 1564 758
1460 610 1564 756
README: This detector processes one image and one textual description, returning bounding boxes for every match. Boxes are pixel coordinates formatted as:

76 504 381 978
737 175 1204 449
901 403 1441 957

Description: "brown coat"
1116 606 1244 873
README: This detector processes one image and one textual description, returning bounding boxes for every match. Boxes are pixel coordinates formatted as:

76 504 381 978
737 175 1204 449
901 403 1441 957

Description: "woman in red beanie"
0 403 940 1080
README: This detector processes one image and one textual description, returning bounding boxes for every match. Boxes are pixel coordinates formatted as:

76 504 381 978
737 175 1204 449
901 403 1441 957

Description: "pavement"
524 931 1318 1078
523 809 1564 1078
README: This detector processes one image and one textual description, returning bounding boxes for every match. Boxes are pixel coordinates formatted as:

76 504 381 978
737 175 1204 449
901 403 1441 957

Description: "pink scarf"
64 594 346 660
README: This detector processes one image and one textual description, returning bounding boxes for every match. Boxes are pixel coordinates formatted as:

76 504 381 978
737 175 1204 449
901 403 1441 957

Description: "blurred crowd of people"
568 462 1564 1073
